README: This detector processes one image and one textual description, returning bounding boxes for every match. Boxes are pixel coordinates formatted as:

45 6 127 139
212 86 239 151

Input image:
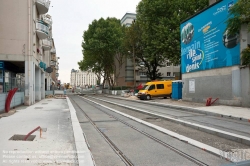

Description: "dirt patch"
0 110 17 118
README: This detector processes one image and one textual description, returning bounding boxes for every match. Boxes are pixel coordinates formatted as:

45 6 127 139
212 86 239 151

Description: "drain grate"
9 135 36 141
35 107 43 109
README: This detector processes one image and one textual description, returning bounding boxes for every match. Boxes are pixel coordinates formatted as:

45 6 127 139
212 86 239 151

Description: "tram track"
70 95 220 166
86 95 250 146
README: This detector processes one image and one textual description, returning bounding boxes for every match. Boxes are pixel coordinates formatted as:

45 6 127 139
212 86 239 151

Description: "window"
139 72 146 76
149 84 155 90
156 84 164 89
173 73 175 77
166 62 171 67
167 72 171 77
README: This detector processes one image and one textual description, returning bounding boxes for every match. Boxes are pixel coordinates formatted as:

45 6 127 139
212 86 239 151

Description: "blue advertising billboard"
181 0 240 73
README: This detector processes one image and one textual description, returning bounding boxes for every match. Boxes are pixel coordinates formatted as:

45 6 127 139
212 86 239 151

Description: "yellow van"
137 80 172 100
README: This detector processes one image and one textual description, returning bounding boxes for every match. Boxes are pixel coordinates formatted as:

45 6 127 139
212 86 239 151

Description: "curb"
66 97 95 166
105 95 250 122
91 96 250 146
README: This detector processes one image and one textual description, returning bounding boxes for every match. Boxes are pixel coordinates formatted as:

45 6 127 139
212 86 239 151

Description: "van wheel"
164 97 167 99
146 95 151 100
170 93 172 99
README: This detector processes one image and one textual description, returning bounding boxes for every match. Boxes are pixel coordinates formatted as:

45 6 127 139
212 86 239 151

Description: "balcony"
36 20 49 39
56 73 59 77
51 55 56 61
55 65 59 70
35 0 50 15
50 48 56 54
42 39 51 51
50 60 56 67
42 14 52 27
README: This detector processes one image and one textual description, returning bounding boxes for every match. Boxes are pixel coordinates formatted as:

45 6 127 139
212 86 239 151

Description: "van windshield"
142 85 151 90
142 85 150 90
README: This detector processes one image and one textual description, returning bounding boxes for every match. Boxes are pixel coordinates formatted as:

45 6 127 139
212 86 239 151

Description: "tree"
123 21 161 80
78 17 124 87
226 0 250 65
134 0 208 80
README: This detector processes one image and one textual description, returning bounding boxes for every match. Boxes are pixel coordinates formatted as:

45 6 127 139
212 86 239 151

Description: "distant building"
116 13 180 87
70 69 97 88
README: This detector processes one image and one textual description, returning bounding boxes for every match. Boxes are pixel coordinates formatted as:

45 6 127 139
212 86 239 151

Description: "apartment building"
116 13 180 87
0 0 59 106
70 69 97 88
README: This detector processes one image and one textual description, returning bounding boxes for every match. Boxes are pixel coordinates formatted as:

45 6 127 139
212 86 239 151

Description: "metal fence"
0 76 25 93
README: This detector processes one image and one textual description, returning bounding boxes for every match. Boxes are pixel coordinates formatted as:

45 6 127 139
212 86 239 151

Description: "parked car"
137 80 172 100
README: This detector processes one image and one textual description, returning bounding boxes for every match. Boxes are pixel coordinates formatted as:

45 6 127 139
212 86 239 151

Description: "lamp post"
133 46 136 88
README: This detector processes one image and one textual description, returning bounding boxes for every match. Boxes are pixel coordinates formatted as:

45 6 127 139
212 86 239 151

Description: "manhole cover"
9 135 36 141
35 107 43 109
42 103 48 105
144 117 161 122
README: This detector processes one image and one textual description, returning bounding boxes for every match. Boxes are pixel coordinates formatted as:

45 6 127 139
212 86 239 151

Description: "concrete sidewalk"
106 95 250 122
0 98 94 166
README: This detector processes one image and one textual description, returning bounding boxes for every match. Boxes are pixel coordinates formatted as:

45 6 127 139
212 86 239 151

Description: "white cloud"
48 0 141 83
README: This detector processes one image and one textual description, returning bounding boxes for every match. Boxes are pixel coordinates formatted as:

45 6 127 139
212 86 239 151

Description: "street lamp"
133 46 136 88
128 49 136 88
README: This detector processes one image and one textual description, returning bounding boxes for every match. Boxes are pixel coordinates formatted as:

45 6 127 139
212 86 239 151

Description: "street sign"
46 67 53 73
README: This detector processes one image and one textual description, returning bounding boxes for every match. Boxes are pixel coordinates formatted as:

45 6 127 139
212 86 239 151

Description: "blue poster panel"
181 0 240 73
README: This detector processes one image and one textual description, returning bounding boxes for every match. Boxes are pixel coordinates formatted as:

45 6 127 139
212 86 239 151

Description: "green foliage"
78 17 124 86
226 0 250 35
130 0 208 80
241 46 250 66
226 0 250 65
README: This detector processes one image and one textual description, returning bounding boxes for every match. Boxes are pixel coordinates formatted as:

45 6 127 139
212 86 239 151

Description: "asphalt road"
69 95 229 166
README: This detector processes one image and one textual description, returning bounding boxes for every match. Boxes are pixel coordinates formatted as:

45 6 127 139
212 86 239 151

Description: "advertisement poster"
181 0 240 73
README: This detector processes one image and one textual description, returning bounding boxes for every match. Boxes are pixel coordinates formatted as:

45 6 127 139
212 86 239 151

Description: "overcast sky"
48 0 141 84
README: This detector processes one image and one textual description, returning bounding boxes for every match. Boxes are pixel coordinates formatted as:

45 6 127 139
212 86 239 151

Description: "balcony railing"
35 0 50 15
51 55 56 61
50 48 56 54
42 39 52 50
50 60 56 67
42 14 52 26
36 20 49 39
55 65 59 70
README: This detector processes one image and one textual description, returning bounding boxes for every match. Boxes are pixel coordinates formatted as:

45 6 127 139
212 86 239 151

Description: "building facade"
181 0 250 107
116 13 180 87
0 0 59 105
70 69 97 88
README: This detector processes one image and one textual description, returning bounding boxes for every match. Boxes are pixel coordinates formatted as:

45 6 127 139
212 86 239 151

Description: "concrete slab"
106 95 250 122
0 99 77 165
197 106 250 120
0 98 95 166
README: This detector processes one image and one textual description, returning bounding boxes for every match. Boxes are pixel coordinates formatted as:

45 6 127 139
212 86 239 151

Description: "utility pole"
133 46 136 88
